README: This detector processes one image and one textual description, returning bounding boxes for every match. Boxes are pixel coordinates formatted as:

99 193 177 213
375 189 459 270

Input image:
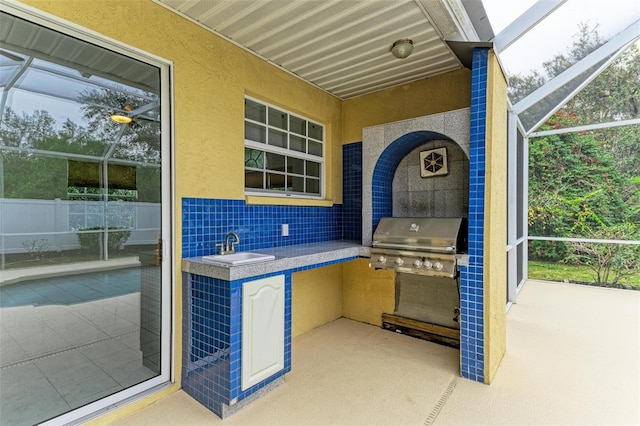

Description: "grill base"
381 313 460 349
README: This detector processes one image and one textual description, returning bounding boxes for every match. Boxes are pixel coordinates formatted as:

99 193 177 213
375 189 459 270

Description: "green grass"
528 260 640 289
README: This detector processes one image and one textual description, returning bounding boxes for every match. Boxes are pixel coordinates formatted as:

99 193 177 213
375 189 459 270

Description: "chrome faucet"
216 232 240 255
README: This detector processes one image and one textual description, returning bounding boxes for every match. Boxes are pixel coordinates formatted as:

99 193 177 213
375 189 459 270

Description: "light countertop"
181 240 370 281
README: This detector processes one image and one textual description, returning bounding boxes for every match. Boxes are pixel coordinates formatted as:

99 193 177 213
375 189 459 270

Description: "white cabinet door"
242 274 285 391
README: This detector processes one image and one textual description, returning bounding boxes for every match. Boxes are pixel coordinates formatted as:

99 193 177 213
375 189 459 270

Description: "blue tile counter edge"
182 241 370 281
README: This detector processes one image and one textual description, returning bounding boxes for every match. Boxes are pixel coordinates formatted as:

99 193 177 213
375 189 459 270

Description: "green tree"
566 43 640 124
1 151 68 199
0 108 57 147
528 111 631 260
520 24 640 284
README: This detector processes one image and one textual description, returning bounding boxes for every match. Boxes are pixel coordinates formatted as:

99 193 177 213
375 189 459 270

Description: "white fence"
0 198 161 255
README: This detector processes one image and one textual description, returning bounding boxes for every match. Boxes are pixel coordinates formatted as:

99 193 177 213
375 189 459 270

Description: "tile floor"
115 280 640 426
0 268 157 426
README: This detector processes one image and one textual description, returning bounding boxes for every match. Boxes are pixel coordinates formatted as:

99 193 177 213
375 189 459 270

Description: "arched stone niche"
361 108 470 246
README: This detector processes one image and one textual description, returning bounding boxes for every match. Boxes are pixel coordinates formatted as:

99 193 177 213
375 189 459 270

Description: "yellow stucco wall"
342 259 395 326
291 265 343 338
293 259 396 337
341 69 472 144
483 50 508 384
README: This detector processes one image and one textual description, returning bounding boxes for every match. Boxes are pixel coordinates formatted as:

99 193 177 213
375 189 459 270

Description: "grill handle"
371 242 456 252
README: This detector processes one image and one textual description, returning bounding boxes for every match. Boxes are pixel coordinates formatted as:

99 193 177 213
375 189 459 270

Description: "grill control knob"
394 257 404 266
377 255 386 264
433 261 444 271
423 260 432 269
413 259 423 268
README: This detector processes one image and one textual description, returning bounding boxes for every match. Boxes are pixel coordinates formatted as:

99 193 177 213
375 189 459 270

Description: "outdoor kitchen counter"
182 240 370 281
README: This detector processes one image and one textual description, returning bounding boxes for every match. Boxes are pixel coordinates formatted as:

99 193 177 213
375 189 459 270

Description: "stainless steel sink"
202 252 275 266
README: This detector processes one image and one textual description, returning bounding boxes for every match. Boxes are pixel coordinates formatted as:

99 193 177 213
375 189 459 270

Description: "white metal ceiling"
155 0 485 99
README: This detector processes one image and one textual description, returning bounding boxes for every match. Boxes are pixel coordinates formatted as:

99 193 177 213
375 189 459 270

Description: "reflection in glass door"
0 8 170 425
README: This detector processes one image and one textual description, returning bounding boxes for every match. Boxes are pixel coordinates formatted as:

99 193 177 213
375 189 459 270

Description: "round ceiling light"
110 105 134 124
391 39 414 59
110 114 133 124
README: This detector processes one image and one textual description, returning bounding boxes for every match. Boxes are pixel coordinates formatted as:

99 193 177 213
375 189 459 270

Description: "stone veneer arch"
361 108 470 246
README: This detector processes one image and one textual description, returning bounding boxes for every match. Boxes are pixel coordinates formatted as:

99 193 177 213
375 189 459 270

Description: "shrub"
528 239 569 262
77 226 131 253
22 238 50 258
565 224 640 285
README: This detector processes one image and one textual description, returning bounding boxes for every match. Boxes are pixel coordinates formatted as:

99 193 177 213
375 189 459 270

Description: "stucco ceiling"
154 0 494 99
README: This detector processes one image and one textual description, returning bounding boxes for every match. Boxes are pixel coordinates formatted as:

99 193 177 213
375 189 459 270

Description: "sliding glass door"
0 6 171 425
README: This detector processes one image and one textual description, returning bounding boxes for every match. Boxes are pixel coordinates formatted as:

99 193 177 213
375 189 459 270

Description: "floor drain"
423 376 458 426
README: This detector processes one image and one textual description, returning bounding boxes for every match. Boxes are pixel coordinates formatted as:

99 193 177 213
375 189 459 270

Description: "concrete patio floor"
114 280 639 426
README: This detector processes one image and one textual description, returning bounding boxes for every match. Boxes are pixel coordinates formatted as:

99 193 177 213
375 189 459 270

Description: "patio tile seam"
0 330 138 370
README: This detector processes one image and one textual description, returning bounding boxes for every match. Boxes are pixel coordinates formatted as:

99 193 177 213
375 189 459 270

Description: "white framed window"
244 96 324 198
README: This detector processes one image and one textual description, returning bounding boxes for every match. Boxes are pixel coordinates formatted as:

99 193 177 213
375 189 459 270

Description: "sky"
482 0 640 76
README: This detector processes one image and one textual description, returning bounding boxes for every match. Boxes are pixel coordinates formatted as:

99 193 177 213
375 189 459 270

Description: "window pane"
266 172 287 191
306 178 320 194
309 122 323 140
245 170 264 188
245 148 264 169
308 141 322 156
306 161 320 177
268 128 286 148
266 152 286 172
245 98 266 122
244 97 324 198
245 122 266 143
289 134 306 153
268 107 287 130
290 116 306 136
291 176 304 192
288 157 304 175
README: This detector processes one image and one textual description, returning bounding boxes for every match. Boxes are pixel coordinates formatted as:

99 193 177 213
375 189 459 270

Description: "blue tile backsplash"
181 195 355 416
182 198 343 258
343 142 363 242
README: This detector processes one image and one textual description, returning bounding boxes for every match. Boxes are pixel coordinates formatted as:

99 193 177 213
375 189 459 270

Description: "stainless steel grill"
371 217 467 348
369 217 467 278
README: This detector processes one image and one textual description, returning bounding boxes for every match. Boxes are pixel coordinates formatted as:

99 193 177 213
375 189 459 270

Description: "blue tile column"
460 47 489 383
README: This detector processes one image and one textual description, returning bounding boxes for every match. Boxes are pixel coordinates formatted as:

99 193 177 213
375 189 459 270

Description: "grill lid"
372 217 467 253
